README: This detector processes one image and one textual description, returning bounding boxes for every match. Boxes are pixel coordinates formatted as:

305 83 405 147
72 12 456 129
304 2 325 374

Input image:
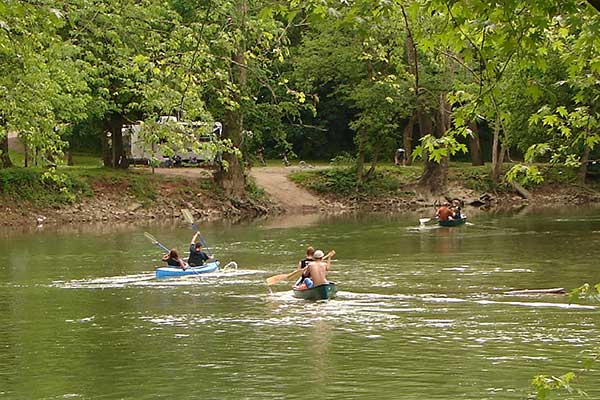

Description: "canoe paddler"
435 203 455 222
298 246 315 270
188 232 213 267
294 246 315 287
304 249 332 287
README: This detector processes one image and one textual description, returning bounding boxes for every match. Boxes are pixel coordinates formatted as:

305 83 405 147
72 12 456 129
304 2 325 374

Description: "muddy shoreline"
3 179 599 230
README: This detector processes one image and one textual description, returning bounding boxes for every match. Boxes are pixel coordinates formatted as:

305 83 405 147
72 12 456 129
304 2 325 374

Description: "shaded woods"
1 0 600 197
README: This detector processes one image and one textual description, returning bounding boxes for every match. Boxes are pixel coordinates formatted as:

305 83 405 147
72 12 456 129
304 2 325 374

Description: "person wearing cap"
450 199 463 219
188 232 212 267
303 249 334 287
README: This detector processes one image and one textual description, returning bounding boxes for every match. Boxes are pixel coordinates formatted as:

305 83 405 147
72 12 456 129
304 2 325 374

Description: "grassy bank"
288 161 596 197
0 165 213 208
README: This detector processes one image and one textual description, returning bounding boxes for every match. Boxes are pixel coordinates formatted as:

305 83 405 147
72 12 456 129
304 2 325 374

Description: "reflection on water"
1 209 600 398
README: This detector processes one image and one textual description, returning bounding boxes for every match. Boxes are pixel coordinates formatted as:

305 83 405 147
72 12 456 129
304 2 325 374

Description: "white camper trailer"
123 118 222 167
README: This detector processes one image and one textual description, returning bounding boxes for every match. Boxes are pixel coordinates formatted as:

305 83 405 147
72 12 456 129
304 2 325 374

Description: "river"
1 208 599 399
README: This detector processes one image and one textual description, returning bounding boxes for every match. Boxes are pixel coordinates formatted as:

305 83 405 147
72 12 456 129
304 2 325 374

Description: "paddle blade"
265 273 289 286
144 231 158 243
419 218 431 225
144 232 170 253
181 208 195 225
285 268 304 282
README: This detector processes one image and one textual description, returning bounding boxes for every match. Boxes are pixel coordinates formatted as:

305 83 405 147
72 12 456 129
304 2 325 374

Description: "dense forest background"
1 0 600 196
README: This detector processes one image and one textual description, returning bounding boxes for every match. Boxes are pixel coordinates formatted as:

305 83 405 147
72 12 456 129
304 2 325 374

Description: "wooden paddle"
181 208 213 256
144 232 170 253
266 250 335 286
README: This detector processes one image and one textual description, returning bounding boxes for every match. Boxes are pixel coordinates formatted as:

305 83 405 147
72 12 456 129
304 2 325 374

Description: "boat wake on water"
55 268 264 289
55 273 156 289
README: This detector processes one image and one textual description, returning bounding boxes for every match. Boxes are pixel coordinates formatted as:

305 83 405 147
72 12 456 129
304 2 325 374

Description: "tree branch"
587 0 600 12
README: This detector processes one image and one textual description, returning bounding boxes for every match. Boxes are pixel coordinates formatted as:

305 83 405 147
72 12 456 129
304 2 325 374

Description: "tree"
0 1 89 168
290 0 415 184
64 0 211 168
508 3 600 185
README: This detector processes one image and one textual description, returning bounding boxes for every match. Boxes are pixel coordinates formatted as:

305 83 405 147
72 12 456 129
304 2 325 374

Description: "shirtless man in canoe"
304 249 334 287
435 203 455 222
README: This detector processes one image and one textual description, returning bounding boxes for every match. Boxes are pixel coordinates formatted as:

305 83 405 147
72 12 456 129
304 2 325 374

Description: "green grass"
0 161 215 208
7 150 102 168
289 166 412 197
0 167 91 206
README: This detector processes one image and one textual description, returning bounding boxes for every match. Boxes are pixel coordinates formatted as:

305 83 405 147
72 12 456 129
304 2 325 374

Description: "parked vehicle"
123 117 222 167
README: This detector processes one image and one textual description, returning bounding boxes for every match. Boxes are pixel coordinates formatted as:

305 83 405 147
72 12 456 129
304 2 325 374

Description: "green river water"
1 209 599 399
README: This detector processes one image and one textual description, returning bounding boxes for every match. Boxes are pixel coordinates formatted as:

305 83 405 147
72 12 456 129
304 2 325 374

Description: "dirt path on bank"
154 166 322 211
250 166 322 211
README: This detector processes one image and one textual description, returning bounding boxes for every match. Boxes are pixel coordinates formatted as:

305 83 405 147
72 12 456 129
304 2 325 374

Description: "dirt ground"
155 166 323 211
248 166 322 211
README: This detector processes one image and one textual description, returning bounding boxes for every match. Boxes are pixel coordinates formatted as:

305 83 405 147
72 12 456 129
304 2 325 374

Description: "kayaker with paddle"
188 232 213 267
303 249 334 288
162 248 187 270
435 203 455 222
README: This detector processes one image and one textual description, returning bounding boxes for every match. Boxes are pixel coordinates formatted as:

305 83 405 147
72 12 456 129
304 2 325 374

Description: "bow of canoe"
292 282 337 300
438 217 467 227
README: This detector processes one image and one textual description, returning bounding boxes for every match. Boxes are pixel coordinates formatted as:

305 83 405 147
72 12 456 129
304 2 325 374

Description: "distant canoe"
156 261 219 279
292 282 337 300
504 287 566 295
438 217 467 227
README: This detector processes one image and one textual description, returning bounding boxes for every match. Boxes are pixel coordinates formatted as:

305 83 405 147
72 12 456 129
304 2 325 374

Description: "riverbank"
0 167 276 228
288 163 600 213
1 163 599 228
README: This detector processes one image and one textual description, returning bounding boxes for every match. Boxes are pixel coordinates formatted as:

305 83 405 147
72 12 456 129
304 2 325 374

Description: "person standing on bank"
188 232 212 267
395 148 406 166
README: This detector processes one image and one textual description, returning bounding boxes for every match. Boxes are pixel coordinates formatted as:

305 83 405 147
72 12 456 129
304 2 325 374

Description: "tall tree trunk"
108 113 125 169
401 5 419 167
403 115 415 166
0 116 12 168
365 141 381 178
491 115 502 182
0 134 12 168
419 94 450 194
579 146 590 184
356 145 365 184
468 120 483 166
214 0 247 198
102 132 112 167
578 124 591 184
24 141 29 167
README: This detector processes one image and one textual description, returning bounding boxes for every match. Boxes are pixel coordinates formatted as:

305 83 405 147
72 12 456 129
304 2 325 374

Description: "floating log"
504 287 566 295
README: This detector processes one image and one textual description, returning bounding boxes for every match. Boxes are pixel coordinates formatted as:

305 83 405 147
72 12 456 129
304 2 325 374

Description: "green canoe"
292 282 337 300
438 217 467 227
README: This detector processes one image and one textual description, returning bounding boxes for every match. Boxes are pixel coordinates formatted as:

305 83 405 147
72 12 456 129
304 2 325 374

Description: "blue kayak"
155 261 220 279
